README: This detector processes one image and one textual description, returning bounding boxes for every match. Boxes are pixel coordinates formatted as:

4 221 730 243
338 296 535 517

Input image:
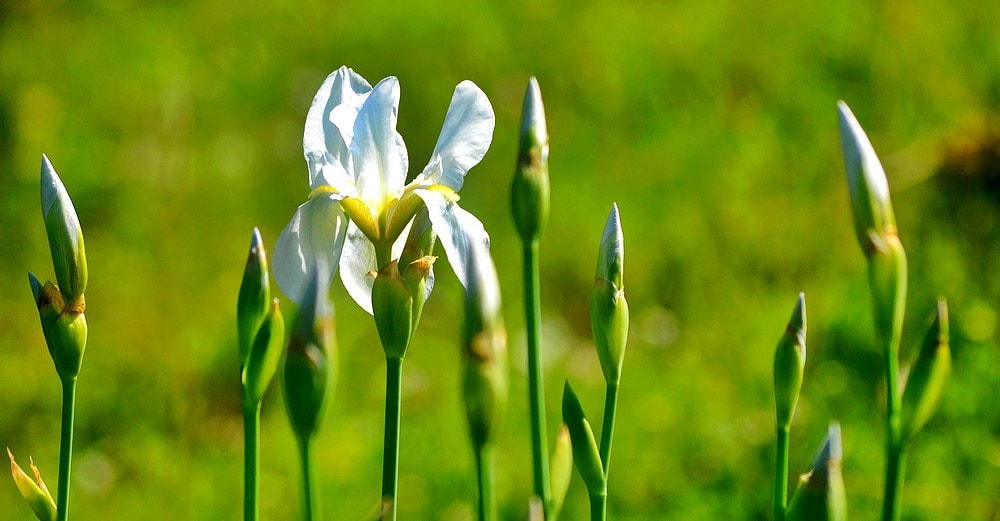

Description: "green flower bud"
562 382 605 495
237 228 271 367
592 204 629 386
511 77 550 242
461 242 508 449
548 425 574 521
40 155 87 304
837 102 897 255
243 299 285 405
899 299 950 444
866 234 907 352
786 423 847 521
31 274 87 381
283 260 335 441
774 293 807 429
8 448 56 521
373 260 413 360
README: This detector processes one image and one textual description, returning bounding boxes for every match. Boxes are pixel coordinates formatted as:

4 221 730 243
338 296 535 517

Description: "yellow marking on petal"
308 185 339 199
341 197 380 242
427 184 460 203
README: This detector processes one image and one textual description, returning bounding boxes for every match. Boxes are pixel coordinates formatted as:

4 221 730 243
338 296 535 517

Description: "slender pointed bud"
511 77 550 242
40 155 87 304
237 228 271 367
838 102 897 254
373 260 413 360
8 448 57 521
243 299 285 405
786 423 848 521
283 259 335 441
562 382 606 495
774 293 807 429
548 425 574 521
399 207 437 268
33 277 87 381
899 299 950 443
591 204 629 386
461 242 508 450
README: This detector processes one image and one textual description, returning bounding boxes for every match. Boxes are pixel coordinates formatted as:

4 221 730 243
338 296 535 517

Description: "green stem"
773 426 789 521
881 441 907 521
296 434 320 521
475 446 496 521
382 356 404 521
56 379 76 521
243 400 261 521
881 337 904 521
589 492 607 521
599 383 619 476
523 239 551 514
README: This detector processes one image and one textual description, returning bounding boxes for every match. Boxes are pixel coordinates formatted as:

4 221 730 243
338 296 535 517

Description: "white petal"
273 194 347 304
339 221 378 314
415 189 490 289
304 67 372 189
422 81 495 191
351 77 408 207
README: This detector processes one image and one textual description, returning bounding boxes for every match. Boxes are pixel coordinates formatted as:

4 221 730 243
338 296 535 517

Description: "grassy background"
1 0 997 519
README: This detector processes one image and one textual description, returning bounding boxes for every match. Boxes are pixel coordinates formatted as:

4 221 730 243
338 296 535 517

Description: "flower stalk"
773 293 806 521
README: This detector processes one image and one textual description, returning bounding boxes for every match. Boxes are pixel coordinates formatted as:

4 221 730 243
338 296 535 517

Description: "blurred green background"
1 0 997 519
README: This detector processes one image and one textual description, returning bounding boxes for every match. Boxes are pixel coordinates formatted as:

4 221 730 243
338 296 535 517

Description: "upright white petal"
421 81 495 191
351 77 408 208
304 67 372 189
339 221 379 314
273 194 348 304
415 189 490 289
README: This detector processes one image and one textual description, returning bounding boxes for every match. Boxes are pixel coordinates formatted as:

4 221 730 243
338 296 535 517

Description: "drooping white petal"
304 67 372 189
338 221 378 314
351 77 408 208
420 81 495 191
415 189 490 289
273 194 348 305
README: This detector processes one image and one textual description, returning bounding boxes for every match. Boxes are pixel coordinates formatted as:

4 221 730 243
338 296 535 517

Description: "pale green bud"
548 425 574 521
592 204 629 386
837 102 897 254
237 227 271 367
40 155 87 304
786 423 847 521
899 299 950 444
8 448 56 521
866 234 907 352
461 242 508 449
243 299 285 405
373 260 413 360
511 77 550 242
774 293 807 429
31 274 87 381
562 382 605 495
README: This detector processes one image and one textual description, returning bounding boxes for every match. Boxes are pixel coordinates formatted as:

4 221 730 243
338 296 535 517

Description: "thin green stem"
881 440 907 521
56 379 76 521
881 337 904 521
382 356 404 521
297 434 320 521
599 383 619 476
243 400 261 521
589 492 607 521
773 426 789 521
475 446 496 521
523 239 551 515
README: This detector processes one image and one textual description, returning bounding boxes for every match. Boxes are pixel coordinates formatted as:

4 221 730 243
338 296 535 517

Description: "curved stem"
773 426 789 521
475 446 496 521
56 379 76 521
243 400 261 521
382 356 404 521
523 240 551 514
297 434 320 521
589 492 607 521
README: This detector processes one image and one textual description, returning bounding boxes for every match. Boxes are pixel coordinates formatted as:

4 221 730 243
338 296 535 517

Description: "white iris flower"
274 66 495 313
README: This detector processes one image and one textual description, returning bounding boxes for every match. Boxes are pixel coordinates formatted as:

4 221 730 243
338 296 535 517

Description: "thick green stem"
599 384 619 476
243 401 261 521
382 356 404 520
589 492 607 521
773 426 789 521
475 446 496 521
523 240 551 514
881 441 907 521
296 434 320 521
56 379 76 521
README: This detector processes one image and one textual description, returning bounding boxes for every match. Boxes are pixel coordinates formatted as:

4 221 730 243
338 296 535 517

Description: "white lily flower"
275 66 495 313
